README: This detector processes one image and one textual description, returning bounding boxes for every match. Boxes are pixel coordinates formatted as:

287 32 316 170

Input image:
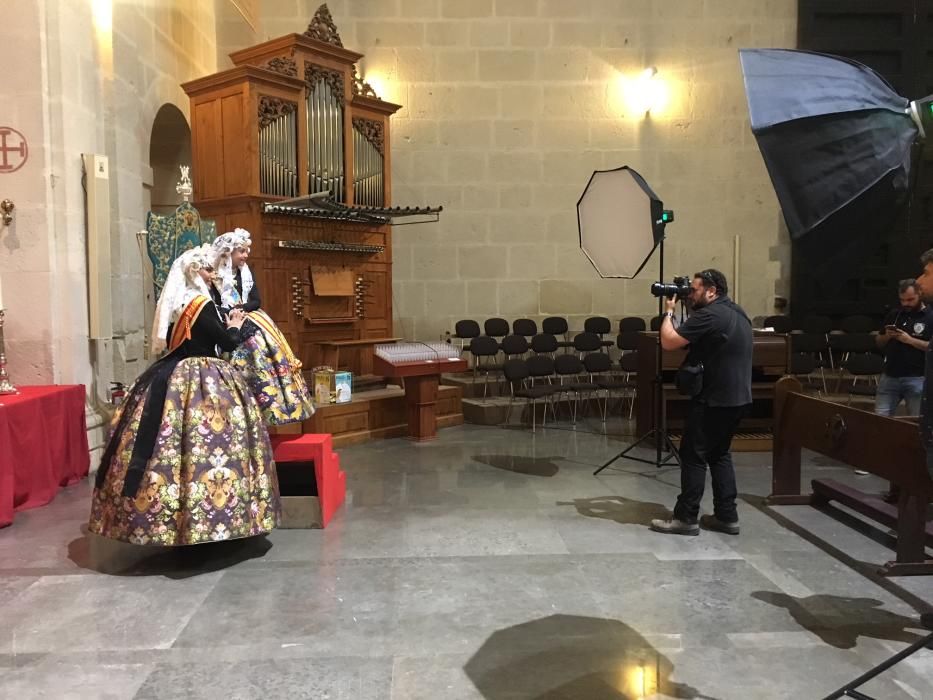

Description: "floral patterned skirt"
230 309 315 426
89 356 279 546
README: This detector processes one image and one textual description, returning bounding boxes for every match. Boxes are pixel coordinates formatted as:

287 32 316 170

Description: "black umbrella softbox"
739 48 920 241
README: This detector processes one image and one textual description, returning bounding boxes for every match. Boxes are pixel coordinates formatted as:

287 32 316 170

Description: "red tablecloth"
0 385 90 527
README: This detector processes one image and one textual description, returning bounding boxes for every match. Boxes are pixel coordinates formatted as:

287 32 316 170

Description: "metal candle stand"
0 309 17 395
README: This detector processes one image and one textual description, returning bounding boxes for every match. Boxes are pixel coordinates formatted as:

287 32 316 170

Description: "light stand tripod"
594 235 681 474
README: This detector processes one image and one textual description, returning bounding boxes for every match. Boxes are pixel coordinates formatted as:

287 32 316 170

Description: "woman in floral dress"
211 228 314 426
89 244 279 546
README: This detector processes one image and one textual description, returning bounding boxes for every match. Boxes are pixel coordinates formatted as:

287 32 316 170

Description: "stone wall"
221 0 795 340
0 0 798 443
0 0 217 458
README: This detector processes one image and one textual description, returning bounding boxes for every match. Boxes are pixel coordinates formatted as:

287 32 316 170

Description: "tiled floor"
1 420 931 699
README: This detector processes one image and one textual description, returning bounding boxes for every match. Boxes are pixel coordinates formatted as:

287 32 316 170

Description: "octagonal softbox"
577 166 665 278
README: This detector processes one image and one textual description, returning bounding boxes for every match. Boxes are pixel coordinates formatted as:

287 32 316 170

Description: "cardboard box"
277 459 322 529
334 371 352 403
313 368 352 405
313 368 334 405
279 496 323 529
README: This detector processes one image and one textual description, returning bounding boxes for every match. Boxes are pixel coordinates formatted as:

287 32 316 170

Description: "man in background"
874 278 933 418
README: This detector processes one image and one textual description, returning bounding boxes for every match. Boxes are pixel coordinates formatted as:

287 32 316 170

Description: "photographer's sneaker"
700 514 740 535
650 518 699 536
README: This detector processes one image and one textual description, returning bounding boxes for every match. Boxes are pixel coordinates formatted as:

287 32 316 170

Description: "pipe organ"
306 67 345 202
258 98 299 197
352 117 384 207
182 5 439 385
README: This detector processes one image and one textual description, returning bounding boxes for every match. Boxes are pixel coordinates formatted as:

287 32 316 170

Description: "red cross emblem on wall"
0 127 28 174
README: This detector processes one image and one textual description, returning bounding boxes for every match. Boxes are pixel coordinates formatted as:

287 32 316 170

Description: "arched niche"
148 103 191 212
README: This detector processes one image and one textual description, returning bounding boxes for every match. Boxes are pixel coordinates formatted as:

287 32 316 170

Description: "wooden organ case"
181 6 452 443
184 7 418 372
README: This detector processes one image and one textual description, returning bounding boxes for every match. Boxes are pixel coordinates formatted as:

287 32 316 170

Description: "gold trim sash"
168 296 210 352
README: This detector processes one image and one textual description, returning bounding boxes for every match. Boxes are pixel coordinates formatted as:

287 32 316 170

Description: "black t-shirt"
880 306 933 377
675 296 753 407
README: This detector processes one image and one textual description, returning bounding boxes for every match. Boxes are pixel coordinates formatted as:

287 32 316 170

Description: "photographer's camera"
651 275 691 299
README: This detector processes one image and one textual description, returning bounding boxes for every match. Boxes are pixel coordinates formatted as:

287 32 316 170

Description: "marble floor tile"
0 423 929 700
132 656 393 700
1 571 223 654
394 556 603 656
172 559 403 656
0 656 153 700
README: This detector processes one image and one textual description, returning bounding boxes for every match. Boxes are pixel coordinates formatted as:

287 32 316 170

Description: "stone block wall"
219 0 796 340
0 0 217 459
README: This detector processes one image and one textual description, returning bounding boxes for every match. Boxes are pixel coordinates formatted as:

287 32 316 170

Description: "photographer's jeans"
673 402 744 524
875 374 924 417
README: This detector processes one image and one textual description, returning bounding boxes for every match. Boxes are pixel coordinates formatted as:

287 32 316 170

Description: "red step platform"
270 433 345 528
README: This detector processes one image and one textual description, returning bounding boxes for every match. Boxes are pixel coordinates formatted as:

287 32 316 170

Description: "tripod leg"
593 429 659 474
593 428 682 474
660 431 682 466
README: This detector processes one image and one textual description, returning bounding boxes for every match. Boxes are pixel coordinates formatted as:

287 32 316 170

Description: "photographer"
650 269 753 536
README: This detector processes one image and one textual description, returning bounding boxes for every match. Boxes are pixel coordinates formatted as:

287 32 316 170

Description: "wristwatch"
664 311 675 319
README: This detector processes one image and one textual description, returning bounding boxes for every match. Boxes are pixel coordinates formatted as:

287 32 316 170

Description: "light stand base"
594 233 682 475
593 427 680 474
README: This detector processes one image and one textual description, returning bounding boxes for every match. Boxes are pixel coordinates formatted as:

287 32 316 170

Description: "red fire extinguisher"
110 382 126 406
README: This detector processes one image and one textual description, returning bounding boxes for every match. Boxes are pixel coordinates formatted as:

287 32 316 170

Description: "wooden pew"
770 376 933 576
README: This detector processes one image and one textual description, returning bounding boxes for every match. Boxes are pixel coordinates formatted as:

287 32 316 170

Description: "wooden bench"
770 376 933 576
316 336 402 375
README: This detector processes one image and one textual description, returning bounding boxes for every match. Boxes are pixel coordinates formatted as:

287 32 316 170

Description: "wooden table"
373 355 468 441
0 385 90 527
317 336 401 374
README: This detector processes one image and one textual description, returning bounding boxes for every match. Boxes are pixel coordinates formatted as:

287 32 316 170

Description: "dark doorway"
793 1 933 323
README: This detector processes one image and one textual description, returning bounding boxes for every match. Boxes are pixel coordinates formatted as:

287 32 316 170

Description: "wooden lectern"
373 355 468 441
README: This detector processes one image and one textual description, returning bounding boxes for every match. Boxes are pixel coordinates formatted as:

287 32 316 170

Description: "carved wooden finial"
352 66 380 99
304 4 343 47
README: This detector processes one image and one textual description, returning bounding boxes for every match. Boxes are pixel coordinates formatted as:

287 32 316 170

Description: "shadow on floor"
472 454 560 477
751 591 930 649
67 531 272 579
464 614 720 699
557 495 670 526
740 493 933 616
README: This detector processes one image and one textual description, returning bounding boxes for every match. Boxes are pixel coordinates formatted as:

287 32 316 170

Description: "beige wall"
0 0 797 427
0 0 217 457
216 0 796 341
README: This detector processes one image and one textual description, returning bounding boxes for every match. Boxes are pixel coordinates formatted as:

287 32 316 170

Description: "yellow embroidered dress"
212 229 314 426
